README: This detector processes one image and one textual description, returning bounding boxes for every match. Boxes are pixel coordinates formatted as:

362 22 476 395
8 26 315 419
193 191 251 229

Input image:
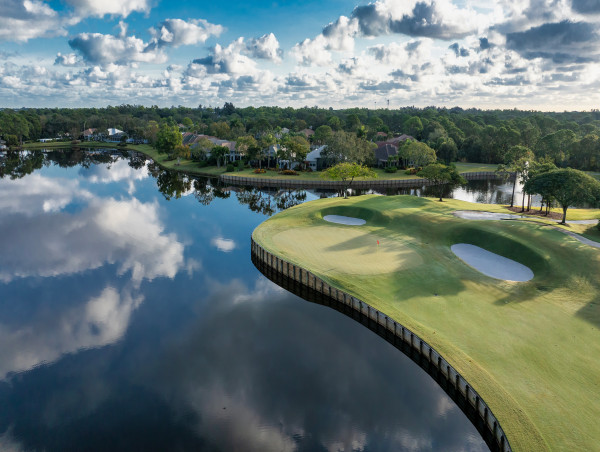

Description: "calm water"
0 150 488 451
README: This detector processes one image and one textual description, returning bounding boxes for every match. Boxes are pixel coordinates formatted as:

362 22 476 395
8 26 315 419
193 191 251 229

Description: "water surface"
0 150 487 451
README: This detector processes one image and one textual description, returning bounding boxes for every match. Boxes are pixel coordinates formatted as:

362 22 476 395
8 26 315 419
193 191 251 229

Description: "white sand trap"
453 211 523 221
451 243 534 282
323 215 366 226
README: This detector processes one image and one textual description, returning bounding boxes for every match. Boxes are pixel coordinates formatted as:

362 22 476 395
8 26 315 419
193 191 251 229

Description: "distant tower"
387 99 390 109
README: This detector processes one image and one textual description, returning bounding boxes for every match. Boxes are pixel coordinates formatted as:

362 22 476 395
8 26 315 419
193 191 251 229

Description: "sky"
1 0 599 110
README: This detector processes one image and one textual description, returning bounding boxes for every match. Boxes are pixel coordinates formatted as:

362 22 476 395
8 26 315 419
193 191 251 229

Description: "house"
0 140 7 150
82 128 97 140
38 138 54 143
376 134 414 148
305 145 327 171
375 143 399 167
300 128 314 138
107 128 125 141
275 127 290 139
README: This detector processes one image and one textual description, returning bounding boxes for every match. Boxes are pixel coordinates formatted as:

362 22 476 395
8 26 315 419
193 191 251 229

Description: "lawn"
253 195 600 452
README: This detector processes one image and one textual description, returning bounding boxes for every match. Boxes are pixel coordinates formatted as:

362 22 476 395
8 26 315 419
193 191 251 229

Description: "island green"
252 195 600 452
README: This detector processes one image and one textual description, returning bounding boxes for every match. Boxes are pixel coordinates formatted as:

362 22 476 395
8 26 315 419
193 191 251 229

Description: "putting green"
253 195 600 452
272 226 422 275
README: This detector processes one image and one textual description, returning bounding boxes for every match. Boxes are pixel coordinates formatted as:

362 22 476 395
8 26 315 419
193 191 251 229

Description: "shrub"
281 169 298 176
384 166 398 173
405 167 420 175
198 160 208 167
226 163 235 172
237 160 244 171
254 168 266 174
597 221 600 231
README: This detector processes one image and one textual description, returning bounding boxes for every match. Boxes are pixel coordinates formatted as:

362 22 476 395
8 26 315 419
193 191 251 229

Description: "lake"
0 150 489 451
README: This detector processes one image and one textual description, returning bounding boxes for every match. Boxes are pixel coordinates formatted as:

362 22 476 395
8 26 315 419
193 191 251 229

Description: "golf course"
252 195 600 452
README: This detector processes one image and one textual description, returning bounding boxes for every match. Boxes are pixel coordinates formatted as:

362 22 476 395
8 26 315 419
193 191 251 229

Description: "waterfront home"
306 145 327 171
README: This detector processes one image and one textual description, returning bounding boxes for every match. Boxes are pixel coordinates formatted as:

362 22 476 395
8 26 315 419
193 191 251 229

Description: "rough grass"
253 195 600 452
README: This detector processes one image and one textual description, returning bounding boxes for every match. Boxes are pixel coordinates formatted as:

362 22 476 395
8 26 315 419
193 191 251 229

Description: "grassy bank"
23 141 501 180
253 195 600 451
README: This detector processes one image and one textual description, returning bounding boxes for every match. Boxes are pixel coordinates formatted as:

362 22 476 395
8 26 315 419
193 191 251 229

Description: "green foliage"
384 166 398 173
322 162 377 197
398 139 437 168
211 145 229 168
226 163 235 172
313 125 333 144
323 130 376 165
524 168 600 223
156 124 182 154
418 163 467 201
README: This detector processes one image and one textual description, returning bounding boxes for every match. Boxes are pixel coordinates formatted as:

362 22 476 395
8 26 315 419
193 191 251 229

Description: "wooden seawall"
251 237 512 452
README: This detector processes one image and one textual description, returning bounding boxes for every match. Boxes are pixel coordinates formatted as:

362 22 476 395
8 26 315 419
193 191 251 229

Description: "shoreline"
251 238 512 452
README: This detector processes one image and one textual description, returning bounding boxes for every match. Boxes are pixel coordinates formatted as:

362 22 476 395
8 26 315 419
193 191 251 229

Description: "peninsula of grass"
252 195 600 452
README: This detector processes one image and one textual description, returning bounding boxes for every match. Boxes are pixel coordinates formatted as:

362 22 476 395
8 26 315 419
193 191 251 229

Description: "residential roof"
306 145 327 161
300 128 314 137
375 143 398 163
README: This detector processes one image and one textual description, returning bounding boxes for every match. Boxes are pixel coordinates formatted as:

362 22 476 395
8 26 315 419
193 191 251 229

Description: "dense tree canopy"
3 104 600 172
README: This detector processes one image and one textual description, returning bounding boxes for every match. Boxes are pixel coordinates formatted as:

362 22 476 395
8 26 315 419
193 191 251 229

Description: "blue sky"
1 0 600 110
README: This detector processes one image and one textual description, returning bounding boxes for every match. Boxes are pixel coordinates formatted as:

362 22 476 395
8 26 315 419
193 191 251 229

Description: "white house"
306 145 327 171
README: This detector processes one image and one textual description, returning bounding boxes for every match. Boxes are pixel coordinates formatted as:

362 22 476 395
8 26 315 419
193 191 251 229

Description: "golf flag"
377 240 379 245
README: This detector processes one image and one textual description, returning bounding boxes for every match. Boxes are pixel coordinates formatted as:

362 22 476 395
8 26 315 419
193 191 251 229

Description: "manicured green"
253 195 600 452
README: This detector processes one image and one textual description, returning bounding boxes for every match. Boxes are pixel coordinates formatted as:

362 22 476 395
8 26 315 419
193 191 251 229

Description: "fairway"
253 195 600 452
272 225 422 275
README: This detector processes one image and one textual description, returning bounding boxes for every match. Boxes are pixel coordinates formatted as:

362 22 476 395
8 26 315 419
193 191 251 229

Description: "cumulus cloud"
505 20 600 63
0 0 66 42
54 52 80 66
571 0 600 14
292 16 359 66
64 0 152 18
148 18 224 49
247 33 283 62
69 32 167 65
351 0 481 40
69 18 223 66
191 38 260 75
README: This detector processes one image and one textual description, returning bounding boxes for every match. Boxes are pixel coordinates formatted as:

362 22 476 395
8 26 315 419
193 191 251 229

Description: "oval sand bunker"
451 243 534 282
323 215 366 226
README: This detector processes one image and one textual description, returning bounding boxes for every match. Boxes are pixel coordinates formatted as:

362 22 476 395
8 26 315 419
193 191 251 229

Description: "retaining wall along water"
251 236 511 452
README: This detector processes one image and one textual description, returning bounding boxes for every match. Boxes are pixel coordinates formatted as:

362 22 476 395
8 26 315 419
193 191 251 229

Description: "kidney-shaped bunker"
451 243 534 282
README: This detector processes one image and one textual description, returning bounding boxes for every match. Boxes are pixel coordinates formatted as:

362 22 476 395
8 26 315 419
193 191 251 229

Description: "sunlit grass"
253 195 600 452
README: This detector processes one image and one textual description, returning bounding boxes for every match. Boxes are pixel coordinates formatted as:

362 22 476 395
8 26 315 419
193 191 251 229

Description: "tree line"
2 104 600 171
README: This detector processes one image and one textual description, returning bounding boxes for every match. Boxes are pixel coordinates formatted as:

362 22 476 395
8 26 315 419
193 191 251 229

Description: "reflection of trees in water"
235 186 307 216
193 178 230 205
0 150 45 179
148 163 192 201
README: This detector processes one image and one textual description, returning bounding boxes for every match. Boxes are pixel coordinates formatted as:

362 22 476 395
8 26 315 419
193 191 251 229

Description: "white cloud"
54 52 80 66
0 286 143 378
64 0 152 18
292 16 359 66
211 237 236 252
0 192 185 285
69 32 167 65
247 33 283 62
0 0 65 42
149 18 224 48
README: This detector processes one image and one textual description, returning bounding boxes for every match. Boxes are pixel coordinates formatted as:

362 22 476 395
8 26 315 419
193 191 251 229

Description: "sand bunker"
272 226 421 275
454 210 598 225
323 215 366 226
451 243 534 282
